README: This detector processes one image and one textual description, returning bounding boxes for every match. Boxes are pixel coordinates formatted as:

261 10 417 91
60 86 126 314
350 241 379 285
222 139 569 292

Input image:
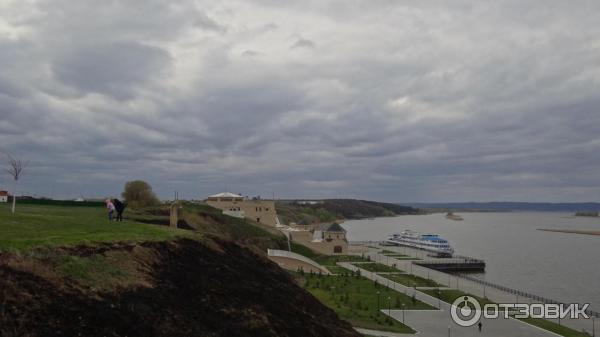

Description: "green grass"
314 254 371 266
353 262 400 273
298 272 436 333
381 250 409 256
421 286 592 337
290 241 321 260
380 273 441 288
325 265 353 274
518 317 591 337
0 203 195 251
421 289 496 307
290 244 369 265
386 255 420 260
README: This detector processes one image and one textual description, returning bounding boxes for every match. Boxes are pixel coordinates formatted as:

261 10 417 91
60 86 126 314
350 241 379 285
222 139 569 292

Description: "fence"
456 273 600 318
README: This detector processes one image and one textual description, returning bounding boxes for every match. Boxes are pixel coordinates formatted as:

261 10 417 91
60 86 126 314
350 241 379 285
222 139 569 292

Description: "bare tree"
4 154 27 214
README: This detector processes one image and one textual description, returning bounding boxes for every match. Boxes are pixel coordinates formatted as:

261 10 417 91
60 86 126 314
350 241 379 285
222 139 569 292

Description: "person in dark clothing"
478 321 482 332
112 199 126 221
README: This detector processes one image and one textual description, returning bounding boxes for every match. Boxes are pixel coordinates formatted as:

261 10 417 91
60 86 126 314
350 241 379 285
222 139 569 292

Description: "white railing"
267 249 326 272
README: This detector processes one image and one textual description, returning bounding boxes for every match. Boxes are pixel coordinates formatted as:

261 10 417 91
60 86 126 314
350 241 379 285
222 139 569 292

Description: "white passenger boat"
386 230 454 257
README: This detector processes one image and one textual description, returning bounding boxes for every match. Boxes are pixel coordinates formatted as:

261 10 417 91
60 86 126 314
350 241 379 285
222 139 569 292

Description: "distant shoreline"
537 228 600 236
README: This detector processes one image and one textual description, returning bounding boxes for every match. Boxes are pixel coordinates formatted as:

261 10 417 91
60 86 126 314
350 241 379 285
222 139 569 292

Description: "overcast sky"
1 1 599 202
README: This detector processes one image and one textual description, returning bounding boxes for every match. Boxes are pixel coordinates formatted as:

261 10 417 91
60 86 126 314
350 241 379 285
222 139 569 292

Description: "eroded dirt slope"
0 237 360 337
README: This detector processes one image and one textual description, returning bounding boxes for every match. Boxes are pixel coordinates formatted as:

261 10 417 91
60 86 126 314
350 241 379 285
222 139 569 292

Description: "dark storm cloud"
0 0 599 202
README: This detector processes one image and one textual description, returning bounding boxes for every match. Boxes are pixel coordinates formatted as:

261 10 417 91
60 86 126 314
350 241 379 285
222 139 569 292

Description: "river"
341 212 600 311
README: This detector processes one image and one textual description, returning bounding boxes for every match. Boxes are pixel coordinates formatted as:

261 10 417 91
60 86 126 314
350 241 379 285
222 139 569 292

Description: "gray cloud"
291 38 316 49
51 42 171 100
0 0 599 202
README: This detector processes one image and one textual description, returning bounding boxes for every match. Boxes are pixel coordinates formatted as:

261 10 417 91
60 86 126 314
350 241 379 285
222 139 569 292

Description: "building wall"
289 231 348 255
206 199 278 226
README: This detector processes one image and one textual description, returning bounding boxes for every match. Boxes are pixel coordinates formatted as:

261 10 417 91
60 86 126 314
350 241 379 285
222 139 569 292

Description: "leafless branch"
5 153 27 181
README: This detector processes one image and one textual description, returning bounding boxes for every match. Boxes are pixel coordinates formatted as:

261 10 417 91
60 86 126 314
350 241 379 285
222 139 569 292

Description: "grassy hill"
0 204 191 251
0 203 360 337
276 199 419 225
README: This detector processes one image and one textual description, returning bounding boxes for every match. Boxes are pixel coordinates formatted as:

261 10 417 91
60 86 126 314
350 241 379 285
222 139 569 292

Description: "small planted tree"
4 154 27 214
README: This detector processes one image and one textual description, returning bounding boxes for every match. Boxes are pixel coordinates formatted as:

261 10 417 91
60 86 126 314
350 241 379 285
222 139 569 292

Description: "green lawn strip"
353 262 400 273
421 289 496 307
381 249 406 255
325 265 353 275
421 289 586 337
517 317 591 337
298 273 437 333
0 204 197 251
314 254 371 266
380 273 441 288
386 255 421 260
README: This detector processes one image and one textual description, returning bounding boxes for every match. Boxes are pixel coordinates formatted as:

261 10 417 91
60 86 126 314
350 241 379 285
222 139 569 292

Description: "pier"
350 240 486 272
350 242 599 334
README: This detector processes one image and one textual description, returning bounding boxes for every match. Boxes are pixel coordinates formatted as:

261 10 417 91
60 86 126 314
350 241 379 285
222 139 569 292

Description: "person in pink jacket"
105 199 116 221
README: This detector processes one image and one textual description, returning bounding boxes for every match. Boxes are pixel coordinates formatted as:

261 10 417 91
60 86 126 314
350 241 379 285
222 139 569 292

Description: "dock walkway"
340 262 560 337
356 245 596 335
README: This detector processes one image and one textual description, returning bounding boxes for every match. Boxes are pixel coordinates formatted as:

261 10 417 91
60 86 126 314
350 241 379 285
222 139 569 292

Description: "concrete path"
339 262 560 337
354 327 412 337
364 246 596 335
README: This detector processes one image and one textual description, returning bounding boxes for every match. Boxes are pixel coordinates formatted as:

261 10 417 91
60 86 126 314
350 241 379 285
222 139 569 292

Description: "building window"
334 246 343 253
256 217 260 222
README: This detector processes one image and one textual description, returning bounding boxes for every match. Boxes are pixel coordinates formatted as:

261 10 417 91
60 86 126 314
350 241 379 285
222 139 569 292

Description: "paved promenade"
361 246 596 335
340 261 570 337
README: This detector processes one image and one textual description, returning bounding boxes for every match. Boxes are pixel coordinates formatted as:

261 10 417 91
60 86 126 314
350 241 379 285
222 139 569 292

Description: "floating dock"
414 257 486 272
351 240 486 272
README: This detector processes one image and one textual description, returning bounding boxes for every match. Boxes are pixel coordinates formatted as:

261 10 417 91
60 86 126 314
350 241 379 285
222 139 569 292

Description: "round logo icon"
450 296 482 327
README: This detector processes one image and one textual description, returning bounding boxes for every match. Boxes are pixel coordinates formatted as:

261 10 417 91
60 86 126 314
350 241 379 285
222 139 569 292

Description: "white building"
0 191 8 203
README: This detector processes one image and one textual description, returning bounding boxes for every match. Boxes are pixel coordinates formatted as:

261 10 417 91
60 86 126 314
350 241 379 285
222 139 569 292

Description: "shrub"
122 180 159 209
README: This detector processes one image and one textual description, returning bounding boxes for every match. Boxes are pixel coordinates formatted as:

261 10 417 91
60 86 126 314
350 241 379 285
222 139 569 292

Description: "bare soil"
0 237 360 337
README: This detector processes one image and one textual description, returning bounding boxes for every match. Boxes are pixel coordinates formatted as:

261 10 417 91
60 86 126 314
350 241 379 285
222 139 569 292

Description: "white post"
11 180 17 214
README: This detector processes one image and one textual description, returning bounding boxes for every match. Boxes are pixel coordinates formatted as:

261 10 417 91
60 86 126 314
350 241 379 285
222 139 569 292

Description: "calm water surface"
342 212 600 310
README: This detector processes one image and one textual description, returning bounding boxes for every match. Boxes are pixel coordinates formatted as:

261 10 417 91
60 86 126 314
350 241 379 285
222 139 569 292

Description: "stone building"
206 192 279 227
289 223 348 255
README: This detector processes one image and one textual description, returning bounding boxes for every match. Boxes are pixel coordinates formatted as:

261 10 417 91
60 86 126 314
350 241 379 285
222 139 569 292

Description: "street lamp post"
377 291 380 312
437 289 442 309
448 325 451 337
402 303 406 323
388 296 391 316
592 316 595 337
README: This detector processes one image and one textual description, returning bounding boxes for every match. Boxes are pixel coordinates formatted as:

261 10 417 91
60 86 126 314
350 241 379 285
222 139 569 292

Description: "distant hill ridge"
407 202 600 212
276 199 419 224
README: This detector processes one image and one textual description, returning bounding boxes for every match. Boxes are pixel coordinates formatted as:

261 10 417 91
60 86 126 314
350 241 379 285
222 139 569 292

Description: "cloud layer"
1 0 599 202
